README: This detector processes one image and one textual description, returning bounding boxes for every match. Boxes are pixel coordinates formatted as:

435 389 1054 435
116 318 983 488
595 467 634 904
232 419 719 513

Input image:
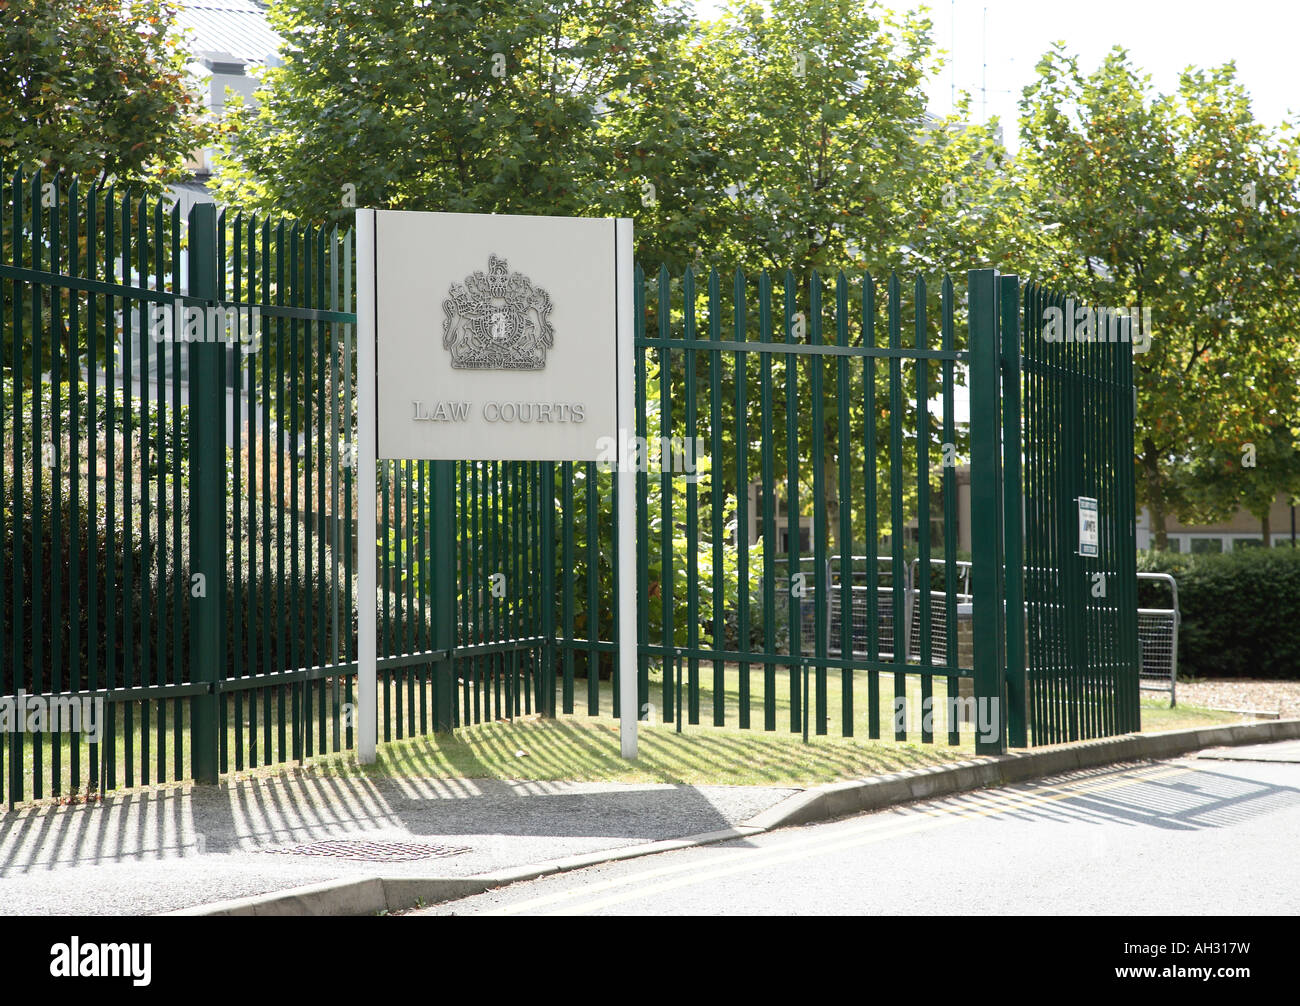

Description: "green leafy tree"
600 1 1006 556
0 0 209 189
596 0 940 276
1017 46 1300 547
219 0 986 561
1182 423 1300 542
213 0 691 224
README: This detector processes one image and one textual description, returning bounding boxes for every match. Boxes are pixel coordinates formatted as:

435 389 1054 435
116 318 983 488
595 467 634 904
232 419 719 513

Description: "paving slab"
0 775 796 915
1195 739 1300 763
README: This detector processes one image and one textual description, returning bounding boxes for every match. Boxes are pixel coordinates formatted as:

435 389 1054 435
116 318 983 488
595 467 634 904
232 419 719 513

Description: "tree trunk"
825 496 841 554
1141 438 1167 549
1261 512 1271 547
824 445 840 557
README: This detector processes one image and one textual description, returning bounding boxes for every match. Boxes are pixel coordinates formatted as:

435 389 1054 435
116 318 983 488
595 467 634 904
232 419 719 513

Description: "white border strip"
357 209 378 764
616 218 637 759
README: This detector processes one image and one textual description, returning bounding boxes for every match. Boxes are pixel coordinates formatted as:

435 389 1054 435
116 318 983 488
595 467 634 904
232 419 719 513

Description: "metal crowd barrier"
1136 571 1180 706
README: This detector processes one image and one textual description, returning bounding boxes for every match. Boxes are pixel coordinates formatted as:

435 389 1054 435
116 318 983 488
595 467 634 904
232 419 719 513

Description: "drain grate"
261 839 471 863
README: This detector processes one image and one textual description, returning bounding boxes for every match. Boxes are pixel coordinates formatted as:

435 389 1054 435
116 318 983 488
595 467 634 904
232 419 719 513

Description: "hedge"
0 471 433 694
1137 547 1300 680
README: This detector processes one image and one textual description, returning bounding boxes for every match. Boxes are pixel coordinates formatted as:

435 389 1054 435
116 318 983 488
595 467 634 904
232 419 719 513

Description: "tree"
596 1 1017 553
596 0 940 276
218 0 991 558
1182 423 1300 543
0 0 209 190
212 0 691 224
1017 46 1300 548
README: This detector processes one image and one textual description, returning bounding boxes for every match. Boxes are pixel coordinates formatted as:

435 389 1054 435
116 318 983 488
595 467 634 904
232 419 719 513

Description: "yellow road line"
543 764 1190 920
925 764 1194 820
546 765 1197 915
480 762 1195 916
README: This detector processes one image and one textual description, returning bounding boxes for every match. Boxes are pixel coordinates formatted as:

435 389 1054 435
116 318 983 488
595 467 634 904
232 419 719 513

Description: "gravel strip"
1175 679 1300 718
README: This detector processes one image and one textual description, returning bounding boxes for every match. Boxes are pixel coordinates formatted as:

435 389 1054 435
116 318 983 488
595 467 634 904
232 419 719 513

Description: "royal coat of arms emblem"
441 254 554 370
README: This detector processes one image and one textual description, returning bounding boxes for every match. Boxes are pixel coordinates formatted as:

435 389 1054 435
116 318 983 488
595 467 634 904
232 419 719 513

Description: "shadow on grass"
360 715 967 788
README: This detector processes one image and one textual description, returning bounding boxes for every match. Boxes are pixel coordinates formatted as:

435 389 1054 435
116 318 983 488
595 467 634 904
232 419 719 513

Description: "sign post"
357 209 378 764
615 219 637 759
355 209 635 764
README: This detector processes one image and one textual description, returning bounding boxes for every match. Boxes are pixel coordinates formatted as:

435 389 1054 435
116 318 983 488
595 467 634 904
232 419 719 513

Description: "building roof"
174 0 282 66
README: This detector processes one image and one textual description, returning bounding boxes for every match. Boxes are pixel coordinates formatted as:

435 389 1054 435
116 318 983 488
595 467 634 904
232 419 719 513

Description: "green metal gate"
614 265 1137 755
1016 281 1142 744
1 172 1139 806
628 265 983 747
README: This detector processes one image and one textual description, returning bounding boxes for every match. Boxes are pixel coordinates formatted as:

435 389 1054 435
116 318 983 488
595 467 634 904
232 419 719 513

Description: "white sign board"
1078 496 1099 557
373 210 618 461
357 209 637 765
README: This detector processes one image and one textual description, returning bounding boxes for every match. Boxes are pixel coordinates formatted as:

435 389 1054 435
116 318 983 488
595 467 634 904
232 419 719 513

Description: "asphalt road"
418 744 1300 915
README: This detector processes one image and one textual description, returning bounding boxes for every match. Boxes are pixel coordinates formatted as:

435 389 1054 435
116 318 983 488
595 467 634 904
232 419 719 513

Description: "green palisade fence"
0 177 363 804
633 266 982 743
1018 283 1141 744
1 172 1139 806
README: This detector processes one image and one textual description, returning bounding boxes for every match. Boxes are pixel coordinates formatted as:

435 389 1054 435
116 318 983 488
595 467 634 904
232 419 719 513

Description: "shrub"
0 469 436 694
1137 547 1300 680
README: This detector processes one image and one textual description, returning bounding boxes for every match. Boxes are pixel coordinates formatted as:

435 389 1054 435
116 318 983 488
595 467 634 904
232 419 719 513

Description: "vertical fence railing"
610 266 979 745
214 206 355 774
1 169 1141 808
0 173 363 806
1020 283 1140 744
968 269 1006 754
1000 275 1027 748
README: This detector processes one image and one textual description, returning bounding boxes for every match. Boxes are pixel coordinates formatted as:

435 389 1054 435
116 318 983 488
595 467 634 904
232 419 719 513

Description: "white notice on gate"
1078 496 1099 557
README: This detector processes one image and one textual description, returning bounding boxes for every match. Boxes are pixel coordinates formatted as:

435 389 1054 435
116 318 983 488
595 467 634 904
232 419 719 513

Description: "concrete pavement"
1195 739 1300 763
4 719 1298 915
0 774 794 915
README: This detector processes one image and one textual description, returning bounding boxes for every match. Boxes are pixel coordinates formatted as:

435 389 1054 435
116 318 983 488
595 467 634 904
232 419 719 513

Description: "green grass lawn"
349 715 970 787
1136 697 1244 732
1 668 1257 806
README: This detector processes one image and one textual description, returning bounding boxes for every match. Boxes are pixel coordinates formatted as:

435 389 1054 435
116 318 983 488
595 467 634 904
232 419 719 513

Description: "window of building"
777 526 812 553
1189 537 1223 554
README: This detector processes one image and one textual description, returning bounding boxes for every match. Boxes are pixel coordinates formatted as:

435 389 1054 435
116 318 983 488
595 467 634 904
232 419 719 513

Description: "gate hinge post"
187 200 223 784
968 269 1007 756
